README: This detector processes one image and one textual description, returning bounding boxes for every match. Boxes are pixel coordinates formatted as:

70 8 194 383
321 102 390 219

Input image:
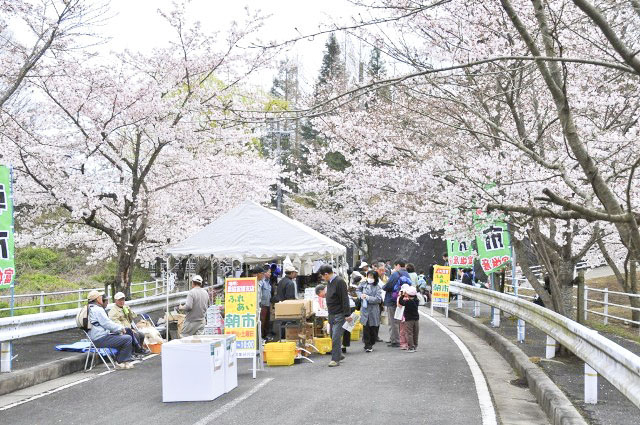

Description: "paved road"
0 307 548 425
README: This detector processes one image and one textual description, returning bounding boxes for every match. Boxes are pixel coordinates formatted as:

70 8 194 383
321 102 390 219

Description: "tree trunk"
115 245 138 299
629 260 639 327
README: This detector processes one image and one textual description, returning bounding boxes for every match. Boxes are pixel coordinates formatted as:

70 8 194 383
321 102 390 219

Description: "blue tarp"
55 341 118 356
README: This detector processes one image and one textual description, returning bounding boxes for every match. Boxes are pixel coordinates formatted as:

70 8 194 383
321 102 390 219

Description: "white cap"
284 265 298 273
114 292 126 300
359 262 368 268
192 275 203 283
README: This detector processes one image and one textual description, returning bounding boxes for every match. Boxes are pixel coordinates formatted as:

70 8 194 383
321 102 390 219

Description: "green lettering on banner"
0 166 15 290
446 239 475 268
475 220 511 274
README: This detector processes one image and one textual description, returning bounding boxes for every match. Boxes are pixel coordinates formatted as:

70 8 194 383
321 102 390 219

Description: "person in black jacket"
277 266 298 301
319 264 352 367
398 286 420 353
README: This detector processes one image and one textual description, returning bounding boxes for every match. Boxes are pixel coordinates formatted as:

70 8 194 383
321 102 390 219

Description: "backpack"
76 304 93 331
392 274 412 300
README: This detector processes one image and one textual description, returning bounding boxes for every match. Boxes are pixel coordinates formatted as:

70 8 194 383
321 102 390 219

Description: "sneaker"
407 348 416 353
341 347 347 353
137 348 151 355
365 348 373 353
125 362 135 369
328 361 340 367
400 346 408 350
115 362 127 370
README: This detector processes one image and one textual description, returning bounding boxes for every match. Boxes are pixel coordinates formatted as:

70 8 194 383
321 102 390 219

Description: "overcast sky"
101 0 363 92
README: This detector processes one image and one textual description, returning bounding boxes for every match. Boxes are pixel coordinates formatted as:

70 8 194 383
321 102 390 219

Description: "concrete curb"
447 309 588 425
0 354 86 396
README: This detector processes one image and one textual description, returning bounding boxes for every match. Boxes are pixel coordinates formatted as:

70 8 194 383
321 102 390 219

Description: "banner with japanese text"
432 265 451 307
475 221 511 274
446 239 475 268
0 166 15 290
224 277 258 358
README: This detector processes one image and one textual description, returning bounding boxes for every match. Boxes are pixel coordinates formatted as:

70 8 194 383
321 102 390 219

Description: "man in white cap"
276 265 298 301
109 292 150 356
359 261 369 275
86 290 135 369
179 274 209 337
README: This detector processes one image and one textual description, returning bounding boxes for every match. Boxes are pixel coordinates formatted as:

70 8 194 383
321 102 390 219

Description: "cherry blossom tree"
2 5 279 296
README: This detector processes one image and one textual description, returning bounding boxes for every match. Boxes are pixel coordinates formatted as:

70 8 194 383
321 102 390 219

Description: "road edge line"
419 310 497 425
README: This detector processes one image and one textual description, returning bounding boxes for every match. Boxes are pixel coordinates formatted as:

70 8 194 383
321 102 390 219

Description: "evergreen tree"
367 47 386 80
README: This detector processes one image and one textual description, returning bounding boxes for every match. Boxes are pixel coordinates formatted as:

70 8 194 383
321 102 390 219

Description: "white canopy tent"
166 200 346 263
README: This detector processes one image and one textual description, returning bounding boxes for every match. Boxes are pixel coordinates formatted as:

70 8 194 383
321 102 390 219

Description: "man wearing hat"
359 261 369 275
277 265 298 301
179 274 209 337
108 292 149 356
86 290 135 369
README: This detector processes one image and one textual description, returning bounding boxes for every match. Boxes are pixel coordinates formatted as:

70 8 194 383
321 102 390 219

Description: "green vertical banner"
446 239 475 268
475 221 511 274
0 166 15 289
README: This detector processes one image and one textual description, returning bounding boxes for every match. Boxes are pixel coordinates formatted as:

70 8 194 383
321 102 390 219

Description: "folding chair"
82 330 118 372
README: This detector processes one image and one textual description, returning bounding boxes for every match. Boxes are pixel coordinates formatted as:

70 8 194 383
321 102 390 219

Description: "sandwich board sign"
224 277 262 378
431 265 451 318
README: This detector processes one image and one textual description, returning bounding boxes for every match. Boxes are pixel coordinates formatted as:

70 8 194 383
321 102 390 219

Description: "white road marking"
419 310 497 425
0 370 113 411
192 378 274 425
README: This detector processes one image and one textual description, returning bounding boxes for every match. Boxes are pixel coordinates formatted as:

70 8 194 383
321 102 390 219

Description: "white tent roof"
166 201 346 262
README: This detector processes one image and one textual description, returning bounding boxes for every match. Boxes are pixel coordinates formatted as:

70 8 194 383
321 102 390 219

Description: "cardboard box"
284 326 302 341
275 300 307 319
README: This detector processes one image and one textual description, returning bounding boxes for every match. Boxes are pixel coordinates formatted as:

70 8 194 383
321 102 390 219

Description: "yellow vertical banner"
432 265 451 307
224 277 258 358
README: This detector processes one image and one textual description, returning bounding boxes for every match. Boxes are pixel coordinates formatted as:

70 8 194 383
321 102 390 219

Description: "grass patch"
587 320 640 344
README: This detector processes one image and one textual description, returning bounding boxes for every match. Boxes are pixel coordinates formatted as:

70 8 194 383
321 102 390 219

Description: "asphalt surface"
453 301 640 425
0 307 544 425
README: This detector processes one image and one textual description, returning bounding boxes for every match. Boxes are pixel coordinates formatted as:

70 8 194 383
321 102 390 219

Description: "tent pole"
165 255 170 341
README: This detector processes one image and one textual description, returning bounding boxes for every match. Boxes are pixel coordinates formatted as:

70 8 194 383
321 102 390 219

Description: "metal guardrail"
0 291 188 342
0 280 165 314
450 282 640 409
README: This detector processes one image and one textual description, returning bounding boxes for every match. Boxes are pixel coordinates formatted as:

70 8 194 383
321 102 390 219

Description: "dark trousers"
94 334 133 363
405 320 419 349
363 324 379 349
124 328 145 352
260 306 270 339
328 314 346 362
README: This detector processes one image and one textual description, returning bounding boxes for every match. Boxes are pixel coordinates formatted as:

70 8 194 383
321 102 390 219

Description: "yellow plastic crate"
313 337 332 355
263 341 296 366
350 322 363 341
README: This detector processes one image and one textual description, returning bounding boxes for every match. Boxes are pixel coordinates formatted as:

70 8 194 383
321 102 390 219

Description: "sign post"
224 277 261 378
431 265 451 318
0 166 15 372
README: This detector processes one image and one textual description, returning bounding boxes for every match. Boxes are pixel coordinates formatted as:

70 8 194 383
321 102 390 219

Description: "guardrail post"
0 342 11 372
584 363 598 404
39 291 45 314
473 300 480 317
517 318 525 342
77 290 83 309
143 281 148 298
545 335 556 359
155 280 159 296
603 288 608 325
491 305 501 327
457 293 462 308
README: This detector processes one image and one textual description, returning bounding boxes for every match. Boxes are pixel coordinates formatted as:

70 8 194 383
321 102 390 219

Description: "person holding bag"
356 270 383 352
